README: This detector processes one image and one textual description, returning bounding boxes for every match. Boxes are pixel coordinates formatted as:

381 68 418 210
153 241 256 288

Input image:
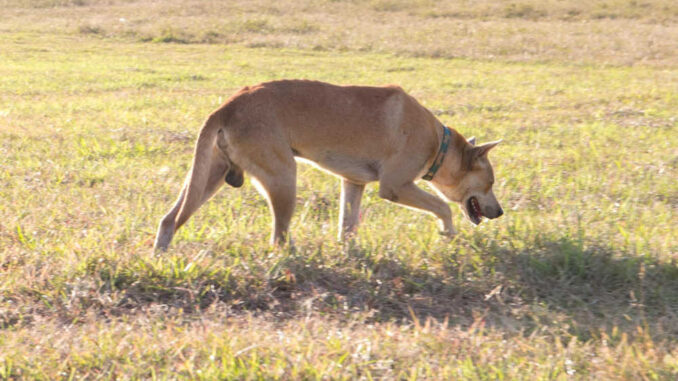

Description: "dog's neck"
421 124 451 181
422 124 469 181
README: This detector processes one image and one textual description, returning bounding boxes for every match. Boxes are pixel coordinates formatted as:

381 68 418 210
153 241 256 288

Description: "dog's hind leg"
154 151 229 250
154 183 187 251
243 149 297 246
174 146 230 229
338 179 365 240
154 125 231 251
217 128 244 188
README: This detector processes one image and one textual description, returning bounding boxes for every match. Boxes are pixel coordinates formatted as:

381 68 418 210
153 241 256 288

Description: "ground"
0 0 677 379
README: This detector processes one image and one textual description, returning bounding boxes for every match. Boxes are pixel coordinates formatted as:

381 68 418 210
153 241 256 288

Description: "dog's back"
219 80 439 182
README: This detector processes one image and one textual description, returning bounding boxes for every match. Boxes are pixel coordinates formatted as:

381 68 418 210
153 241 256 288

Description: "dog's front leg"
338 179 365 240
378 182 457 237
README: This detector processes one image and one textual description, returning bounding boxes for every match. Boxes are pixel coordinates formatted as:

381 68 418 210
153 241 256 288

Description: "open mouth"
466 196 483 225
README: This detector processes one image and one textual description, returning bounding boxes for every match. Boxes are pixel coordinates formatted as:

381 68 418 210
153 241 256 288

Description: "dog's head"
429 136 503 225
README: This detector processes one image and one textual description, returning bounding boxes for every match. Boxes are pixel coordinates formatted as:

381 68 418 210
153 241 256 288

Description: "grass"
1 0 677 379
1 0 678 66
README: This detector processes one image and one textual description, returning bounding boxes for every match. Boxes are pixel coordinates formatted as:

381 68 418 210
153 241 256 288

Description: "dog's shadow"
274 237 678 339
258 236 678 340
116 235 677 341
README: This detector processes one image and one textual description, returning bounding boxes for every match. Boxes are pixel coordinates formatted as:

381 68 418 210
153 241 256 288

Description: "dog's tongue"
472 197 482 217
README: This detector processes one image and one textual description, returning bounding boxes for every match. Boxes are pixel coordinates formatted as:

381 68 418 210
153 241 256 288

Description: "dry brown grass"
1 0 677 66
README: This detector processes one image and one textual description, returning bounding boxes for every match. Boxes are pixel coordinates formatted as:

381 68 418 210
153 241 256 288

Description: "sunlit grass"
1 0 677 66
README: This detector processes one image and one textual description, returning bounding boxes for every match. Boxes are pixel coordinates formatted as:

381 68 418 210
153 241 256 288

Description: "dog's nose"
496 208 503 218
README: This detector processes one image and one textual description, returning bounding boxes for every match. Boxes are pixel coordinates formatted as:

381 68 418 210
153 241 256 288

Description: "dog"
154 80 503 250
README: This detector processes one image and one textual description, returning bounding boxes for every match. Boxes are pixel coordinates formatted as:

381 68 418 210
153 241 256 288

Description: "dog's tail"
173 113 238 230
155 109 245 251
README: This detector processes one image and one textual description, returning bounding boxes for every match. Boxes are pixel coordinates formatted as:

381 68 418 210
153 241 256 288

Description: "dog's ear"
474 139 502 158
468 136 476 146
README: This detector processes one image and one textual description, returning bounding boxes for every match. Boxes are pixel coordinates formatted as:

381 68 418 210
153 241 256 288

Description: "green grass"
1 0 678 379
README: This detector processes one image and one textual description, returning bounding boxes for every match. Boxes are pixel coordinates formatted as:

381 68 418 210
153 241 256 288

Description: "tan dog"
154 80 503 250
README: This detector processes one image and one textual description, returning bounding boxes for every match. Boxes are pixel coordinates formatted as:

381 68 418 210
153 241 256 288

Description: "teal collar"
422 125 451 181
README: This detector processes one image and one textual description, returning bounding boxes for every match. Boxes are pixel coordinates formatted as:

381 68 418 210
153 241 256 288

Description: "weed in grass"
77 24 103 35
151 28 190 44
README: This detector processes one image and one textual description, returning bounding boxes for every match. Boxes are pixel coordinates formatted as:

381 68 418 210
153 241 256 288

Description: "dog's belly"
294 151 380 184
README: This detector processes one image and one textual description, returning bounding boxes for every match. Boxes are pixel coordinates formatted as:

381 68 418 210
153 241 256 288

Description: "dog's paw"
439 228 458 239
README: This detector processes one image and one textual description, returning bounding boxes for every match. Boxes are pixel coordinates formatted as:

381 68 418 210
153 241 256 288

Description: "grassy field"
1 0 677 379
